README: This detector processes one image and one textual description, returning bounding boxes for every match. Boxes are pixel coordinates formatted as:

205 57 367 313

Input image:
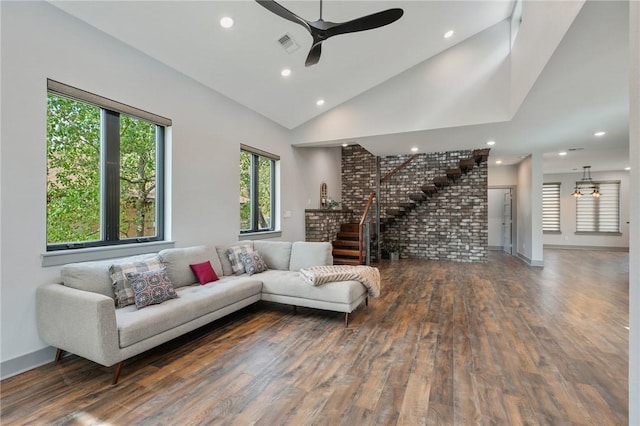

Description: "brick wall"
341 145 488 262
305 209 355 242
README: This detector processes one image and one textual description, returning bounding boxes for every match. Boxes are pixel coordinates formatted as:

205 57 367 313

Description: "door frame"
488 185 517 255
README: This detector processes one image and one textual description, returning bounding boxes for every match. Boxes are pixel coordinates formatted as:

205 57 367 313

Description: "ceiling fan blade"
305 43 322 67
325 8 403 38
255 0 311 33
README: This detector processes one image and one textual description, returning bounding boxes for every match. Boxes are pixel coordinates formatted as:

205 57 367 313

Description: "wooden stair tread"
333 239 360 248
409 193 426 201
333 258 362 265
433 176 449 187
332 248 361 257
337 231 359 239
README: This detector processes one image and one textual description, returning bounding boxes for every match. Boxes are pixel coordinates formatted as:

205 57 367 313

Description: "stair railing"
359 191 376 264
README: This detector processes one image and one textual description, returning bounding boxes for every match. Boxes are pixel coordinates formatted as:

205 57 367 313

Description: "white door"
502 191 512 254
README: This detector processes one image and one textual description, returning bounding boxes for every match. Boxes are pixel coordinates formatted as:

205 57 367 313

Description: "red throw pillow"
189 261 219 284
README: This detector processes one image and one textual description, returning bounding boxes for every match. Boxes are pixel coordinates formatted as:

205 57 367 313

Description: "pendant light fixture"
571 166 601 198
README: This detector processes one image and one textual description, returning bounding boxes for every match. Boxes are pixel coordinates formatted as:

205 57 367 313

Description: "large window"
46 80 170 250
542 182 561 233
240 145 278 233
576 181 621 234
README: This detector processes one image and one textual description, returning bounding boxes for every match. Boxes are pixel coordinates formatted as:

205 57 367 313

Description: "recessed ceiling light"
594 131 606 137
281 68 291 77
559 151 567 156
495 160 503 165
316 99 325 106
486 140 496 146
625 166 631 170
444 30 454 39
411 147 419 152
219 17 234 29
342 143 348 147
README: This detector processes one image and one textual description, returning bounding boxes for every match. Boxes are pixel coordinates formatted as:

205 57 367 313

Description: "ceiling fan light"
444 30 454 39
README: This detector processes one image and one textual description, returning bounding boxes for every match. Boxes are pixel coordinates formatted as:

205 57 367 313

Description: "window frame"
46 79 171 251
240 144 279 235
575 180 621 235
542 182 561 234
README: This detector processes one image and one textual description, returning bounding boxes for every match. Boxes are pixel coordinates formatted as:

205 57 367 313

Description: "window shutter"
542 182 561 232
576 181 620 233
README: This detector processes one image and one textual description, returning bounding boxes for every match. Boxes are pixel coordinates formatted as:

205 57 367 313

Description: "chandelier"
571 165 601 198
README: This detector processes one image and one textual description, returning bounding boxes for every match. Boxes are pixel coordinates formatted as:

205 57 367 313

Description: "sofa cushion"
127 268 178 309
215 242 253 276
253 241 292 270
190 261 219 285
110 256 164 308
239 251 268 276
60 253 159 299
289 242 333 271
159 246 222 288
259 270 366 304
115 277 262 348
227 245 254 275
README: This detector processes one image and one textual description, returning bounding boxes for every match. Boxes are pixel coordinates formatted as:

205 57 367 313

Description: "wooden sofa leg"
54 348 63 362
366 296 369 307
112 361 124 385
344 312 349 328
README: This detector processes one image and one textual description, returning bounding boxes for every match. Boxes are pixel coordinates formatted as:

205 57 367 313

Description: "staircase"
332 223 365 265
331 148 490 264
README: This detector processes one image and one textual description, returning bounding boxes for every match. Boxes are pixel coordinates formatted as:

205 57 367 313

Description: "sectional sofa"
36 241 373 384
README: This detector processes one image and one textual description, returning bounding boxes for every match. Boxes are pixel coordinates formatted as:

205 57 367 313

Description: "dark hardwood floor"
0 249 629 425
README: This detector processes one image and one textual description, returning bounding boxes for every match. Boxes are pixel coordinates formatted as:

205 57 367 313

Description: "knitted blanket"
299 265 381 298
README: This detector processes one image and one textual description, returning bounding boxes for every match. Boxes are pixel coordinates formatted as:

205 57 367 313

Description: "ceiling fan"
255 0 404 67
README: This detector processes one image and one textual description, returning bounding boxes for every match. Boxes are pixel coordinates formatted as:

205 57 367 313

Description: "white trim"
41 241 175 266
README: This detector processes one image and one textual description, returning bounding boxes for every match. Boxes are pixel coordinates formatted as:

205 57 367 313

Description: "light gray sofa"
36 241 369 384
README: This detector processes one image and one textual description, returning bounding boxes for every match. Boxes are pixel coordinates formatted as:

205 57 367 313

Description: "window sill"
574 232 622 236
42 241 175 267
543 231 562 235
238 231 282 241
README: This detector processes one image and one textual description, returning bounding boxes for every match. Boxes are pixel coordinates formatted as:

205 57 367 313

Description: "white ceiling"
49 0 630 174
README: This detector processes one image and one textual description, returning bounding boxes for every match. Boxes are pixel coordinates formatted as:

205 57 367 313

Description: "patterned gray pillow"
239 251 268 276
127 268 178 309
109 256 164 308
227 245 254 275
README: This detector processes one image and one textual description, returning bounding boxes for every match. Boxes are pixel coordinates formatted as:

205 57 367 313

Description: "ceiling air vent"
277 33 300 54
567 148 584 151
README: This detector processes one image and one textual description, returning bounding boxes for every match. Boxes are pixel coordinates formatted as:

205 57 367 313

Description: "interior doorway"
488 187 515 255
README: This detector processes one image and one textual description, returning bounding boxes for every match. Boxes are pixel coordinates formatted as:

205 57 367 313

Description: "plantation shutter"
576 181 620 233
542 182 561 232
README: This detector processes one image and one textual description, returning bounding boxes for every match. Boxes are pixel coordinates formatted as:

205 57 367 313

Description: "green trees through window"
46 86 167 250
240 146 277 233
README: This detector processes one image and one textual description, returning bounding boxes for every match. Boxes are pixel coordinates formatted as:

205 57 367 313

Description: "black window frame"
46 79 170 251
240 144 278 234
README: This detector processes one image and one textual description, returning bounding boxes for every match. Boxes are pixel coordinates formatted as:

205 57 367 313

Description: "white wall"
294 147 342 210
488 164 518 186
291 19 511 145
516 155 543 265
543 171 630 248
628 2 640 423
0 2 306 375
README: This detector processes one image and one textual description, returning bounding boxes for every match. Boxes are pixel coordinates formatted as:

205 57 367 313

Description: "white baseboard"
0 346 57 381
544 244 629 252
517 252 544 267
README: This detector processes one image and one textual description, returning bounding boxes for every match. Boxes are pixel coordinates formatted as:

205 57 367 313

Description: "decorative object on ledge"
320 182 328 208
327 198 341 210
571 166 601 198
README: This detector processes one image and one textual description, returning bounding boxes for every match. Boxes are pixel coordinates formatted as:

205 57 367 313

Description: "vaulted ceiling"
50 0 630 174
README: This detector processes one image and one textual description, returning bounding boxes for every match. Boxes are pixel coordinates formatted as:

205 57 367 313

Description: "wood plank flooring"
0 249 629 425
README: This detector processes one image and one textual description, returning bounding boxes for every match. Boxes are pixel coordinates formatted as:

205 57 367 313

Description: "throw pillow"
109 256 164 308
227 245 254 275
239 251 268 276
126 268 178 309
189 261 219 285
